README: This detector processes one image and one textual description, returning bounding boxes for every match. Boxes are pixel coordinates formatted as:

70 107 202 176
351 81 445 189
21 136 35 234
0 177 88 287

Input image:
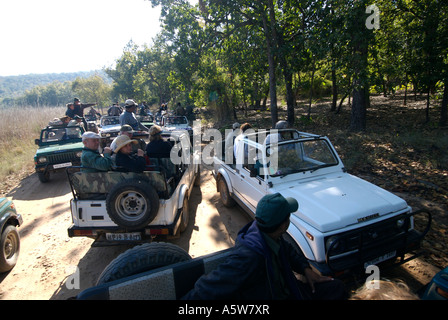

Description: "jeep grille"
47 152 80 164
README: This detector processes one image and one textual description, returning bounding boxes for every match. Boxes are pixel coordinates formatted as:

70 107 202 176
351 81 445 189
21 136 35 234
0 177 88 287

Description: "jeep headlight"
326 236 339 252
76 151 83 158
38 156 47 163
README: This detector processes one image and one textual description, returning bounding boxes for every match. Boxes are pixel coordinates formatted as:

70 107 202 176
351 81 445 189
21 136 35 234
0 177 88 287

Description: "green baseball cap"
255 193 298 230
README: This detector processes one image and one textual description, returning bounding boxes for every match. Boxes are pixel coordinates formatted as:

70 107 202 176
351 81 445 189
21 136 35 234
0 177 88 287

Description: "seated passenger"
146 125 172 158
81 132 113 173
110 124 146 153
114 135 146 172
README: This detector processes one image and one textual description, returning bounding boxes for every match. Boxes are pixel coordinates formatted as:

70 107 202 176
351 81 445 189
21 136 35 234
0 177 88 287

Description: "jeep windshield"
266 139 339 177
165 117 187 125
41 127 83 143
100 116 120 127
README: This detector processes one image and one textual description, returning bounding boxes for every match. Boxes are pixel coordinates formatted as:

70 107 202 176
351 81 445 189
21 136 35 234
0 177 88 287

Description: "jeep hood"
35 142 84 156
163 125 190 131
100 125 120 133
275 173 408 233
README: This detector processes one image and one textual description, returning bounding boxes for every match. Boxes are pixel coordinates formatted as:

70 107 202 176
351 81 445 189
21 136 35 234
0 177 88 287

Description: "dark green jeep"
0 198 22 273
34 123 85 183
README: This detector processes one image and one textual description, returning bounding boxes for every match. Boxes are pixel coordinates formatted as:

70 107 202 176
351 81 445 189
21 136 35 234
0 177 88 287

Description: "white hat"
125 99 137 108
82 131 100 141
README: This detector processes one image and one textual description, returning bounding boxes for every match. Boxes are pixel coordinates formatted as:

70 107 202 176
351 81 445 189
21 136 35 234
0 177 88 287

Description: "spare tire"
106 179 159 230
96 242 191 285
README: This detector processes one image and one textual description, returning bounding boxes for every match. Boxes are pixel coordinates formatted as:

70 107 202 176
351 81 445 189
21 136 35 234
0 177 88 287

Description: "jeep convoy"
213 129 431 275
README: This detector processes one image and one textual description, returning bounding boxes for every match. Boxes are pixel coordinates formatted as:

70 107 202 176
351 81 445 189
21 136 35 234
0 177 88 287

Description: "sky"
0 0 162 77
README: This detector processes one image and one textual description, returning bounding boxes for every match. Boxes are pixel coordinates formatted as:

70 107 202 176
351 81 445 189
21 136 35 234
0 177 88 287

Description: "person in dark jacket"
182 193 347 300
114 135 146 172
146 125 172 158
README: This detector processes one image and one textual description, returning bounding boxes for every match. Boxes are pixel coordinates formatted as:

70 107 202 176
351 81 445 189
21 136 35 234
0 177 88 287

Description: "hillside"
0 70 111 100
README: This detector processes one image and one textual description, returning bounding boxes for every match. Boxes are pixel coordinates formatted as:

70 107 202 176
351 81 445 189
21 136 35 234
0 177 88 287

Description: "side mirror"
35 139 40 145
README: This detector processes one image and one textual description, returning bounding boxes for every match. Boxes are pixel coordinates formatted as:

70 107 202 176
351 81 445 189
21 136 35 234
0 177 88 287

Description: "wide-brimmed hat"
114 135 137 153
255 193 298 231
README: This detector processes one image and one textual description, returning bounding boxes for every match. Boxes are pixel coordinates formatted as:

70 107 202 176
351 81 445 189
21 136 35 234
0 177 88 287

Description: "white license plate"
106 232 141 241
53 162 72 169
364 251 396 268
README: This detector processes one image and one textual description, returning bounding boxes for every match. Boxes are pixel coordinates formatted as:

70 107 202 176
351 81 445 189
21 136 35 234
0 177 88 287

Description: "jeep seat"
70 171 167 200
76 248 233 300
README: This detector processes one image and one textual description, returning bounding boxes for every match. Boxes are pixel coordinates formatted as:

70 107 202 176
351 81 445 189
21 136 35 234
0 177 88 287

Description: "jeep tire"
106 179 159 230
96 242 191 285
37 171 50 183
0 225 20 273
218 178 236 207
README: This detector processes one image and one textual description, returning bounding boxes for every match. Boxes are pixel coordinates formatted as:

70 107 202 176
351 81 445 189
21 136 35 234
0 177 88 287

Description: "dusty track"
0 165 251 300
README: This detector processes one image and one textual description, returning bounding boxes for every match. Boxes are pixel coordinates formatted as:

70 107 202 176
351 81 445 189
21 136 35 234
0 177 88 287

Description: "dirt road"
0 165 440 300
0 165 251 300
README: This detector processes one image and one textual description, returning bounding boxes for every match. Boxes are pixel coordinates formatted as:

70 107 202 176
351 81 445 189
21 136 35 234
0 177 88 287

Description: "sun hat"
255 193 298 231
82 131 100 141
114 135 137 153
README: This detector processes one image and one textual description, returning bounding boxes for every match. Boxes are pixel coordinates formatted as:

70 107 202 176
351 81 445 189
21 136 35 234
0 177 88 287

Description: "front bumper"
323 210 432 274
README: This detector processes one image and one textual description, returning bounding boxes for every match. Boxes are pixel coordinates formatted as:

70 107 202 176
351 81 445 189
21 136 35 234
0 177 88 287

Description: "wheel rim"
115 191 149 222
4 232 18 260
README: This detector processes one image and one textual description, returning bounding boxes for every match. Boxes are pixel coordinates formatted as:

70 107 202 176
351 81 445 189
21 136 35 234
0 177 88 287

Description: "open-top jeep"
34 123 85 183
214 129 431 275
67 132 200 245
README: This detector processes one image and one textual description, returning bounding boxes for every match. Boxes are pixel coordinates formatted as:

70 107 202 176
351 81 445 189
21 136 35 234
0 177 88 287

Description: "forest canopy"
5 1 448 131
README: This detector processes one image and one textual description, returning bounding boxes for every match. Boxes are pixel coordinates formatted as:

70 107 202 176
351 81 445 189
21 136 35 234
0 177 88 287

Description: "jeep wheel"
106 179 159 230
193 165 201 187
218 178 236 207
37 171 50 183
179 196 189 233
96 242 191 285
0 225 20 273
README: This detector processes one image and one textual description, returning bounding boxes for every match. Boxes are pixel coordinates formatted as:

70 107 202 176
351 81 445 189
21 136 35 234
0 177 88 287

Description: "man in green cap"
183 193 347 300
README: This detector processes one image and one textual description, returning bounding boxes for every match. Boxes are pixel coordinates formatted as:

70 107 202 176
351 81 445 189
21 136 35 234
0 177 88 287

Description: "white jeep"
67 132 200 245
213 129 431 275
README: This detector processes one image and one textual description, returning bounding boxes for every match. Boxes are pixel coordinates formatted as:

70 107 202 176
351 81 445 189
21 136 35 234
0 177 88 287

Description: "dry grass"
0 106 66 194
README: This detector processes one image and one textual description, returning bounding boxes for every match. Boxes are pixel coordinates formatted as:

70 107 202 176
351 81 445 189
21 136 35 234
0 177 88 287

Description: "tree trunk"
307 61 316 119
262 10 278 128
426 86 431 123
331 68 337 112
440 80 448 127
350 85 367 132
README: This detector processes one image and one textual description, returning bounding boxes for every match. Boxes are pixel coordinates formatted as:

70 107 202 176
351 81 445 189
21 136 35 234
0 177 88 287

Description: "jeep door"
233 142 267 214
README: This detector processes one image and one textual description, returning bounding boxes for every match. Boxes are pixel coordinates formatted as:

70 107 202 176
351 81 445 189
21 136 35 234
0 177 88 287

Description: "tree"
71 74 112 108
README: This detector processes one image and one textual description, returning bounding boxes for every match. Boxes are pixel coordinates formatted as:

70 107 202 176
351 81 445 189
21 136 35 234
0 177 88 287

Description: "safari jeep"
34 123 84 183
213 129 431 276
67 132 200 245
